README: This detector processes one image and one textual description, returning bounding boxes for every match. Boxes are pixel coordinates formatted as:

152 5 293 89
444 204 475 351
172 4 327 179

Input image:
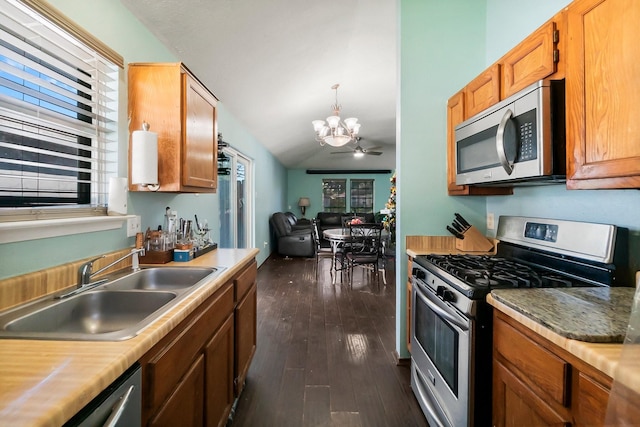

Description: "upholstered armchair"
269 212 314 257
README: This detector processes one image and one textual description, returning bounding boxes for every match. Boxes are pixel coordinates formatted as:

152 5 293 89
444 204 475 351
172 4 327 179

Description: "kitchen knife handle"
446 225 464 239
454 213 471 229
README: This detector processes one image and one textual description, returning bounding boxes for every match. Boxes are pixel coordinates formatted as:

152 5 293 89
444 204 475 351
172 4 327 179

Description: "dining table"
323 227 389 285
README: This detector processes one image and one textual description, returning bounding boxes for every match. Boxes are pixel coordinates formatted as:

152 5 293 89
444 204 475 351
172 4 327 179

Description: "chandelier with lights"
312 84 360 147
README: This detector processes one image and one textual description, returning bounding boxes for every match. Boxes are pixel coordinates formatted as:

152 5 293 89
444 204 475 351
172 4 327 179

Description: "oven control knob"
442 289 455 303
437 286 455 302
412 268 426 280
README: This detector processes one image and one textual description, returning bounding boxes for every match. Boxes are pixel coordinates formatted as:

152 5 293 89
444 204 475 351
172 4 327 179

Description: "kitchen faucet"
56 248 146 299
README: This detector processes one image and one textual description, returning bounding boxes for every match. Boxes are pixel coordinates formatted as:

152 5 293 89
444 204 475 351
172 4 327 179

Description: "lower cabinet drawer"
235 260 257 302
494 315 569 406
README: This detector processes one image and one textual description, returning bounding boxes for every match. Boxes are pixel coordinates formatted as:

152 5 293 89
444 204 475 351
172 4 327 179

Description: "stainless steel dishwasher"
64 364 141 427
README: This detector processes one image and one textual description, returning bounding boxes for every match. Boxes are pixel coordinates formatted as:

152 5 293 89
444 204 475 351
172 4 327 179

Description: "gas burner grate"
424 254 587 290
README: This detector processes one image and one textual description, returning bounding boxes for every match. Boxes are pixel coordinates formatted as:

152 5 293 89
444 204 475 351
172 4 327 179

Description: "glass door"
219 148 253 248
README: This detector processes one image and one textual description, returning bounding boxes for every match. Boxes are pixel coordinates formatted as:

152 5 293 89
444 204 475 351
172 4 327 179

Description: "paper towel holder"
131 121 160 191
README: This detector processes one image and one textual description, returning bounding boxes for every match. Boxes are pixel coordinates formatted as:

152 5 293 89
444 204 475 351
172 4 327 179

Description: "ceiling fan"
330 139 383 157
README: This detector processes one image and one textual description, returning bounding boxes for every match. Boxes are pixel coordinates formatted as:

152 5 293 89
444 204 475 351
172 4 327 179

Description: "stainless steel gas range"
410 216 628 427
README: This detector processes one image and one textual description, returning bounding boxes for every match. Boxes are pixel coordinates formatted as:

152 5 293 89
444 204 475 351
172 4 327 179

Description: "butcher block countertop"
488 288 640 395
405 235 497 258
0 248 259 427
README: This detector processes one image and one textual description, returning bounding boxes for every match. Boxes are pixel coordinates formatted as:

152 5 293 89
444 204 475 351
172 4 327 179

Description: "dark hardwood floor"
231 254 428 427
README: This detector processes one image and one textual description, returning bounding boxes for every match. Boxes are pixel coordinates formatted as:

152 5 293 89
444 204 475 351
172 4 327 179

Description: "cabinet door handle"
103 385 135 427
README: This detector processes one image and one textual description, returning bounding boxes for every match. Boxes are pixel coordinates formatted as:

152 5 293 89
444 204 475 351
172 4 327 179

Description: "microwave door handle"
496 109 515 175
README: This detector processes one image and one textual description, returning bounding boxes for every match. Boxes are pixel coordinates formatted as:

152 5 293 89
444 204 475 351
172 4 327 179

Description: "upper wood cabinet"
464 64 500 118
565 0 640 189
501 20 561 99
128 63 218 193
461 13 563 120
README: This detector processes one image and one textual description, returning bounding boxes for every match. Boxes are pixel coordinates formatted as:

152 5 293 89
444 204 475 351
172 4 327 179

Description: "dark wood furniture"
140 259 257 427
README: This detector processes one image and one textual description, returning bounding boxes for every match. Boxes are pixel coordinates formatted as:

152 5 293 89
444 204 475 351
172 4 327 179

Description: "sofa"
269 212 314 257
283 211 312 232
315 212 376 246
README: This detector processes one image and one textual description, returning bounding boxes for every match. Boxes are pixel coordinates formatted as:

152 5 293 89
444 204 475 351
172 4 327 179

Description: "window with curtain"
322 179 346 213
350 179 374 214
0 0 122 221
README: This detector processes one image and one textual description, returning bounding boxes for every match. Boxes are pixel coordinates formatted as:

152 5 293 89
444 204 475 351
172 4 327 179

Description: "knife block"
455 225 494 252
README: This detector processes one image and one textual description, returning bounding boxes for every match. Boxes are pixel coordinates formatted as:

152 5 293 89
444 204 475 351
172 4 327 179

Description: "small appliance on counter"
411 215 628 427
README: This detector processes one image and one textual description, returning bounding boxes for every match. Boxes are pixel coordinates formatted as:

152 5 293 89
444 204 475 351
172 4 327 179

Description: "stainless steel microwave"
455 79 566 186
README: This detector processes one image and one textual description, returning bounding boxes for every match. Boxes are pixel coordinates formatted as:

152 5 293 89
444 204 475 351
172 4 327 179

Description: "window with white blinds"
0 0 121 220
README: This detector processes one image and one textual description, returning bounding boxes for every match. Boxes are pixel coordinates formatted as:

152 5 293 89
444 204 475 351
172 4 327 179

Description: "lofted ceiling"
120 0 397 171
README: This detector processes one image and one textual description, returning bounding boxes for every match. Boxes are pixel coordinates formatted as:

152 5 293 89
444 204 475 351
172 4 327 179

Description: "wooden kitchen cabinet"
501 19 562 99
205 314 235 427
139 257 259 426
491 310 633 427
140 281 234 426
234 260 257 396
464 64 501 119
462 13 562 118
565 0 640 189
149 355 205 427
128 62 218 193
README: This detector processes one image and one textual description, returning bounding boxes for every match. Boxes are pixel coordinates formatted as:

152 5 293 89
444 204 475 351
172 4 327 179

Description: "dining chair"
345 223 383 286
311 218 334 279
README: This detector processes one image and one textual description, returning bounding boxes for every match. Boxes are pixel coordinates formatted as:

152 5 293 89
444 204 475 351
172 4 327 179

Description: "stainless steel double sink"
0 267 224 341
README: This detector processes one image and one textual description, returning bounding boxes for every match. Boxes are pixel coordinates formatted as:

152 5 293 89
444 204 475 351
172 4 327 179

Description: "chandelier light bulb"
326 116 340 129
344 117 358 130
312 120 326 132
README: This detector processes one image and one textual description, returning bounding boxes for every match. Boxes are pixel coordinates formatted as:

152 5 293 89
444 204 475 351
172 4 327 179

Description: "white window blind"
0 0 120 220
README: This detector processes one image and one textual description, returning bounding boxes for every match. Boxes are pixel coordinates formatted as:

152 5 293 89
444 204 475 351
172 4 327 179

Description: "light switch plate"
127 215 141 237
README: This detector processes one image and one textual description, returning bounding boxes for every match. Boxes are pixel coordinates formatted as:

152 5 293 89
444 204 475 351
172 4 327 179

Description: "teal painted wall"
286 169 393 218
398 0 488 358
0 0 286 279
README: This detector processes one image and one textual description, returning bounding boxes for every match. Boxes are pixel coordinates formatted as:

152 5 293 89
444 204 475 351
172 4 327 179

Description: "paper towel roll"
107 177 128 215
131 128 158 185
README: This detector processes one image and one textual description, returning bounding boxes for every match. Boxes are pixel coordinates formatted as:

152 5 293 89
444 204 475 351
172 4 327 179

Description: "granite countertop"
0 248 259 427
490 287 635 343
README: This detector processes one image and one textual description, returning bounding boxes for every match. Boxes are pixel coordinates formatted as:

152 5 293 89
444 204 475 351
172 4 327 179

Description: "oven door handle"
415 282 469 331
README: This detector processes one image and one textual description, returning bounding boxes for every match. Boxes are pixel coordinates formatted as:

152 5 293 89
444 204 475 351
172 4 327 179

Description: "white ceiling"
120 0 397 171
